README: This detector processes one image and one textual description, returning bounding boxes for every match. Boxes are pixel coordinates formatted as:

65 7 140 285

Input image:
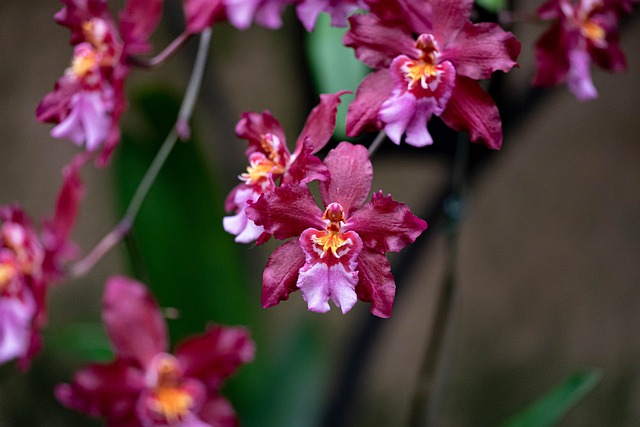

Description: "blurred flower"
246 142 427 318
56 276 255 427
344 0 520 149
533 0 635 100
296 0 367 31
224 92 346 244
37 0 163 165
0 155 85 368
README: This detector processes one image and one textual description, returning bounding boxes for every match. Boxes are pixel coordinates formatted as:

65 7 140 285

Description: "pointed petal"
344 13 416 69
589 35 627 72
103 276 167 368
532 24 570 87
199 395 238 427
294 91 348 155
176 325 255 390
443 22 520 80
55 358 144 422
319 142 372 216
440 76 503 150
285 139 330 185
430 0 473 44
346 69 394 137
355 248 396 318
347 191 427 253
183 0 226 34
261 239 306 308
119 0 163 55
245 185 324 240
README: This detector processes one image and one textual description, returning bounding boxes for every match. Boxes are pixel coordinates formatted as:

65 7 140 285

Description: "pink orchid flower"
37 0 163 165
224 92 346 244
533 0 635 100
344 0 520 149
245 142 427 318
0 156 85 368
56 276 255 427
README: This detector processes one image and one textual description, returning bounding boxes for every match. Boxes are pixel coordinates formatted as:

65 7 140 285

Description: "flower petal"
319 142 372 216
176 325 255 390
55 358 144 422
355 248 396 318
246 184 324 240
235 110 287 155
103 276 168 368
284 139 330 185
440 75 503 150
199 395 238 427
294 91 348 155
0 291 36 365
430 0 473 45
346 190 427 253
183 0 226 34
532 24 570 87
346 69 394 137
567 48 598 101
443 22 520 80
261 239 306 308
119 0 163 55
344 12 416 69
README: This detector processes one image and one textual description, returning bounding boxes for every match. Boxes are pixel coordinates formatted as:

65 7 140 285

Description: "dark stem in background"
408 133 469 427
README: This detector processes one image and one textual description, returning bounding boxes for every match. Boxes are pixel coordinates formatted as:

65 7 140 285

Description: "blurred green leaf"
45 322 113 362
475 0 507 13
499 370 601 427
306 12 369 140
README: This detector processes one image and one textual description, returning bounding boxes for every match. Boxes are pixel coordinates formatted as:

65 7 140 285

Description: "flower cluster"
533 0 637 100
57 276 255 427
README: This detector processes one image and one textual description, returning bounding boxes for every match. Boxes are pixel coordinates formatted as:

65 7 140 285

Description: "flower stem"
127 32 192 68
69 28 212 279
368 131 387 156
408 133 469 427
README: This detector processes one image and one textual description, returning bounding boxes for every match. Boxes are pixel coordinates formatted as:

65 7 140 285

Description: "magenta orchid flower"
224 92 346 244
56 276 255 427
533 0 634 100
0 156 85 368
245 142 427 318
344 0 520 149
37 0 162 165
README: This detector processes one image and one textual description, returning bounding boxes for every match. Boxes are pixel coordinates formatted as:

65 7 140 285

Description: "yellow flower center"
149 386 194 424
313 204 349 257
581 20 605 44
0 263 17 291
71 48 99 78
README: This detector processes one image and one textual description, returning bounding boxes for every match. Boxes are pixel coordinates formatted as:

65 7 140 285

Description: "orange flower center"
0 263 17 291
312 204 349 257
581 20 605 44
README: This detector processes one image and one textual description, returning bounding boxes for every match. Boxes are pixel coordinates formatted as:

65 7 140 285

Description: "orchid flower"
0 155 85 368
56 276 255 427
224 92 346 244
245 142 427 318
344 0 520 149
37 0 163 165
533 0 635 100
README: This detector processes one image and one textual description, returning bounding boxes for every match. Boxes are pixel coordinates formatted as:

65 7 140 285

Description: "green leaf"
475 0 507 13
305 12 369 140
499 370 601 427
45 322 113 363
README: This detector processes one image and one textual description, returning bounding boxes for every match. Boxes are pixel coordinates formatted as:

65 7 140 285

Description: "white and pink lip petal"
0 291 36 364
296 261 359 314
379 90 418 145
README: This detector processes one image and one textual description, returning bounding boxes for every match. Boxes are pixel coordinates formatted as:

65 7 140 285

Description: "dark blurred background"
0 0 639 426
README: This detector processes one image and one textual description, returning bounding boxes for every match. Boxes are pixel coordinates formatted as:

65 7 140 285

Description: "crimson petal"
176 325 255 391
119 0 163 55
261 239 306 308
103 276 168 368
55 358 144 423
430 0 473 45
319 142 372 217
235 110 287 155
347 191 427 253
346 69 394 137
440 76 503 150
355 248 396 318
294 91 348 155
443 22 520 80
246 185 324 240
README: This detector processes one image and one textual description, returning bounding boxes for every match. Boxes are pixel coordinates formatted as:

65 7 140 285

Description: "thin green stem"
68 28 212 279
